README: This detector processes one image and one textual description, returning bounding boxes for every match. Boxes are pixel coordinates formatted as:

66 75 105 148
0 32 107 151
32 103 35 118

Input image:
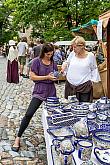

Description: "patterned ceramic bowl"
87 112 97 120
96 113 108 123
92 129 110 149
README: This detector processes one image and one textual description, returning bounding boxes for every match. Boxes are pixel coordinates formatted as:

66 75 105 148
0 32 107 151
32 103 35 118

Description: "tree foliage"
1 0 110 43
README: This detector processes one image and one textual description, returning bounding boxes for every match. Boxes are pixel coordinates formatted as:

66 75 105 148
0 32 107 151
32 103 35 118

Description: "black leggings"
18 97 43 137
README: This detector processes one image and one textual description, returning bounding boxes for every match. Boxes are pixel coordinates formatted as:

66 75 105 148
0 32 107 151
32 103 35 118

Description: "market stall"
42 96 110 165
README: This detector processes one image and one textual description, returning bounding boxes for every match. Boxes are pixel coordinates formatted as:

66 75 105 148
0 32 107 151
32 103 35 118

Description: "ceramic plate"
47 126 74 138
94 147 110 165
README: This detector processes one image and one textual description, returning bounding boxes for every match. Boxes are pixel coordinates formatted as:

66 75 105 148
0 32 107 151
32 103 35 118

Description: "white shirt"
66 52 100 86
7 46 18 62
17 42 28 56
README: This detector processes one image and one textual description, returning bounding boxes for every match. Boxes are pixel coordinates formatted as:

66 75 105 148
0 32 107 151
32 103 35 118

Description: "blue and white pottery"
87 120 99 132
60 138 75 154
59 139 75 165
100 123 110 130
62 103 72 112
53 70 59 78
100 96 108 104
87 112 97 120
47 126 74 139
52 138 61 151
47 97 59 102
92 129 110 149
68 95 78 103
94 147 110 165
77 140 93 161
52 138 76 165
97 113 108 122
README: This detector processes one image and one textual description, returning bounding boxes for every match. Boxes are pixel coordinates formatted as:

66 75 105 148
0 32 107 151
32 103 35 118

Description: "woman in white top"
7 40 19 83
61 36 100 102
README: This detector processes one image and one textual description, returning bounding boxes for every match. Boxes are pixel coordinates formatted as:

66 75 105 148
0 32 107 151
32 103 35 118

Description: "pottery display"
45 97 110 164
60 139 75 154
46 97 60 109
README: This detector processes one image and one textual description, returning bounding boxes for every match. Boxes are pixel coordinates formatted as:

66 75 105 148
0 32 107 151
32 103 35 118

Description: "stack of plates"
46 97 60 108
71 104 89 117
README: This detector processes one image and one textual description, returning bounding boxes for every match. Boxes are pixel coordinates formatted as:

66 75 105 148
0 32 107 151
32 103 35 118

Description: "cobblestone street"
0 56 65 165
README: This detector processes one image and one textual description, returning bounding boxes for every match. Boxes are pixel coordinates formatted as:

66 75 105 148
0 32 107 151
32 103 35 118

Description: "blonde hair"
71 36 86 46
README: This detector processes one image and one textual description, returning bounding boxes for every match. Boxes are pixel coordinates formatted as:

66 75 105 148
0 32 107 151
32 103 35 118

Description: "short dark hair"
40 39 45 44
21 37 27 42
40 43 54 61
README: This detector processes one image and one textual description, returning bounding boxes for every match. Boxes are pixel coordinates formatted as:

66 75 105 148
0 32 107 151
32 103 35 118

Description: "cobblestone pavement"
0 56 65 165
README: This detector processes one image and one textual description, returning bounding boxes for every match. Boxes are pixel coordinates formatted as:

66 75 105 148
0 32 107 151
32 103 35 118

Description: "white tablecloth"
42 108 101 165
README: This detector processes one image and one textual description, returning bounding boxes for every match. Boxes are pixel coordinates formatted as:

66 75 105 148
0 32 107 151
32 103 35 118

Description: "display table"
42 108 101 165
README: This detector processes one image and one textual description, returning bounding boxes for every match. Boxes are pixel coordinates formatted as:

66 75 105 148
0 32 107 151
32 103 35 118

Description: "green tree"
0 0 18 44
2 0 110 42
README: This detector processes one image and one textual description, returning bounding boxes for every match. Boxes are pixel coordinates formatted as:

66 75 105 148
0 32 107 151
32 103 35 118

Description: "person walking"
7 40 19 84
61 36 100 102
53 45 63 65
12 43 58 152
25 42 34 78
17 37 28 77
26 39 44 78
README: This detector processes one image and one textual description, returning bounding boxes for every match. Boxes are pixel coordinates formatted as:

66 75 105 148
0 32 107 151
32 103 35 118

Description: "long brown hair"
40 43 54 61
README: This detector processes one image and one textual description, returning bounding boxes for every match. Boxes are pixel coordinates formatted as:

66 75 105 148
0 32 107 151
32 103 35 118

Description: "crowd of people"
6 37 67 83
4 36 101 152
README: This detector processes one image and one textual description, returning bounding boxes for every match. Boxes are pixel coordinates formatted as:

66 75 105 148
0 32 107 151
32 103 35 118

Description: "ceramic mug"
68 95 78 101
53 70 59 78
77 140 93 161
100 96 108 104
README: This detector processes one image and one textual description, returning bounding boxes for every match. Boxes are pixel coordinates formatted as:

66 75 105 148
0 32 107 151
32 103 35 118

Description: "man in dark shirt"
33 38 44 58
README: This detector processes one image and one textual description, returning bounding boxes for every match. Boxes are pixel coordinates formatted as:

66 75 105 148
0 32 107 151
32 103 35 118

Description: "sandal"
11 143 20 152
11 142 20 152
